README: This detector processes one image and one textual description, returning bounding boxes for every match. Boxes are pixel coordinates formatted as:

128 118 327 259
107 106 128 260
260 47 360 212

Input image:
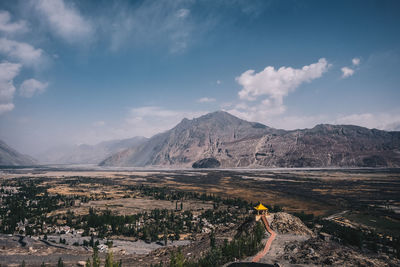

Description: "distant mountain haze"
0 140 37 166
100 111 400 168
36 136 148 164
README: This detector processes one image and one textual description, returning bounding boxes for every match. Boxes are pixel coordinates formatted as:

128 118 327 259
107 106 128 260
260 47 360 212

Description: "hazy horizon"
0 0 400 155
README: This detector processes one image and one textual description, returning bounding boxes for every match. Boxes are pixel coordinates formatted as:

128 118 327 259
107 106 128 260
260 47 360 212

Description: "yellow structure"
254 203 268 215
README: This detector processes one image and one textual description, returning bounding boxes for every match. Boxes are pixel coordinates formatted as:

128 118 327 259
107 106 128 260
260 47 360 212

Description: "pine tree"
92 248 101 267
210 230 216 249
163 228 168 246
57 258 64 267
85 258 91 267
170 249 184 267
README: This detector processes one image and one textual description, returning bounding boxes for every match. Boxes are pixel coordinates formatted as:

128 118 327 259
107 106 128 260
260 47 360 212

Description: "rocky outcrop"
282 237 400 266
100 111 400 168
0 140 37 166
192 158 221 168
270 212 314 236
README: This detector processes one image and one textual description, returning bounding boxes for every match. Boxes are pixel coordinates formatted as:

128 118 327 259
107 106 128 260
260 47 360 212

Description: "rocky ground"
281 237 399 266
1 212 399 266
253 213 400 267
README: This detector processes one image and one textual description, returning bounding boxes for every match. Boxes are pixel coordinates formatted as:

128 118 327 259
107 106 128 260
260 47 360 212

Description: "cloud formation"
0 10 27 34
0 38 43 66
34 0 93 43
19 79 48 98
231 58 330 120
352 57 360 66
197 97 216 103
0 9 49 115
237 58 329 101
105 1 200 53
0 62 21 114
341 57 361 78
176 8 190 18
341 66 354 78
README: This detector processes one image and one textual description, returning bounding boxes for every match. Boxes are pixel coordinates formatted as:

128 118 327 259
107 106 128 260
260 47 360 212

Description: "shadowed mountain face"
0 140 37 166
100 111 400 168
37 136 148 164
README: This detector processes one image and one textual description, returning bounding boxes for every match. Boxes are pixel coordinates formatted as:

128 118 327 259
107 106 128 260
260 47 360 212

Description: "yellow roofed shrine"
254 203 268 211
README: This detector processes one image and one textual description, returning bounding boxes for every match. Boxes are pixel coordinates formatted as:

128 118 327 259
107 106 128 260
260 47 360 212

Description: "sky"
0 0 399 155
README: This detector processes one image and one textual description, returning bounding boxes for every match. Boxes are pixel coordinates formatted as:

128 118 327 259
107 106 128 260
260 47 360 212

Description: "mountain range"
36 136 147 164
100 111 400 168
1 111 399 167
0 140 37 166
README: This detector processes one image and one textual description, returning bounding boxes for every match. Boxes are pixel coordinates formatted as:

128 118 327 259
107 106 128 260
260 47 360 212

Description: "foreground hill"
100 111 400 168
37 136 147 164
0 140 37 166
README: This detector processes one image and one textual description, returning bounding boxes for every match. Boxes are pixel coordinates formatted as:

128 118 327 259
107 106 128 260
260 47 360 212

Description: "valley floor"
0 167 399 266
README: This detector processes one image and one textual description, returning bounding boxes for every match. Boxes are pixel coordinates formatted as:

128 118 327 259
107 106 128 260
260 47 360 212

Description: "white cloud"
19 79 48 98
341 66 354 78
34 0 93 43
197 97 216 103
0 10 27 34
176 8 190 18
106 2 197 53
233 58 329 118
0 62 21 115
352 57 360 66
0 102 14 114
0 38 43 66
341 57 360 78
237 58 329 101
216 80 221 85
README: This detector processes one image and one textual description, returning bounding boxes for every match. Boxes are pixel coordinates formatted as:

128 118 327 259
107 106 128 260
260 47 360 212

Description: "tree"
105 251 119 267
20 261 26 267
41 262 46 267
210 231 216 249
170 249 185 267
163 228 168 246
57 258 64 267
92 248 101 267
85 258 91 267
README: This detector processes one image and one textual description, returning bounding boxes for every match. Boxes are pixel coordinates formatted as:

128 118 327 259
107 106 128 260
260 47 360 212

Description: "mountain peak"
195 110 250 124
100 111 400 168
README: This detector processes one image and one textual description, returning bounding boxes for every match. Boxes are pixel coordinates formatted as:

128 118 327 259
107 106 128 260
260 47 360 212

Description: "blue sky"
0 0 399 154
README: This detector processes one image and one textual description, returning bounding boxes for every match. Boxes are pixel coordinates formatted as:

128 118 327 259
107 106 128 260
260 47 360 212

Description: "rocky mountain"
0 140 37 166
38 136 147 164
100 111 400 168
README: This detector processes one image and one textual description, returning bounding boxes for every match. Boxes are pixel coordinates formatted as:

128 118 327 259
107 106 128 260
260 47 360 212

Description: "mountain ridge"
100 111 400 168
0 140 37 166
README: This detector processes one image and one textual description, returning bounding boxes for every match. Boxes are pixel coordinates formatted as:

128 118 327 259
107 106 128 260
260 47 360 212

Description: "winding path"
252 215 277 263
